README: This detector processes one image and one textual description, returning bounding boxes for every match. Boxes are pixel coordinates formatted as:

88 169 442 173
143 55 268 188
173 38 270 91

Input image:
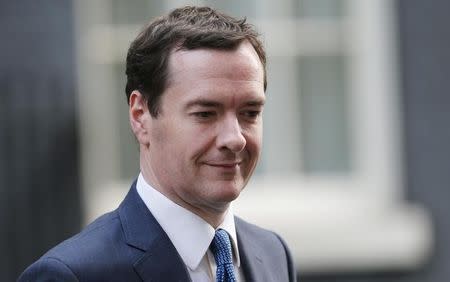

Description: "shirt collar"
136 173 241 270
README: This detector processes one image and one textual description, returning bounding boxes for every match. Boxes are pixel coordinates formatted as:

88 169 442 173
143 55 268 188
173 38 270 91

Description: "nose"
216 115 246 153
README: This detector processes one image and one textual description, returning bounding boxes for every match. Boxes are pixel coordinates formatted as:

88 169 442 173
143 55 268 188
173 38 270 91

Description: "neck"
182 201 229 228
140 156 230 228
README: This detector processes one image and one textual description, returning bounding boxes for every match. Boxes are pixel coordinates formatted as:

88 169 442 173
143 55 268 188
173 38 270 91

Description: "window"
75 0 432 273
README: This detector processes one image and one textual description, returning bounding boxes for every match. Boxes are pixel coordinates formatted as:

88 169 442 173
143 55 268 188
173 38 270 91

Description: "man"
19 6 296 282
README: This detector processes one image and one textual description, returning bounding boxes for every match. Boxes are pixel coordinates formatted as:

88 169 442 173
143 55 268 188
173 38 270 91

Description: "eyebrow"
244 100 265 106
185 99 221 109
185 98 265 110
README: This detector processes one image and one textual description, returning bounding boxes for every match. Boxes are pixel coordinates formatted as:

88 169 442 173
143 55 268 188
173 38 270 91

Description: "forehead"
167 41 264 88
162 41 265 107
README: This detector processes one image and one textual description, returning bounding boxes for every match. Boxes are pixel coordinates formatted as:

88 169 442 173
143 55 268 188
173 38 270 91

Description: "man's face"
137 41 265 217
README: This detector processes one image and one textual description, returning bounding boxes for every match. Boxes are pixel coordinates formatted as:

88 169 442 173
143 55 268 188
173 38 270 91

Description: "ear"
129 90 151 146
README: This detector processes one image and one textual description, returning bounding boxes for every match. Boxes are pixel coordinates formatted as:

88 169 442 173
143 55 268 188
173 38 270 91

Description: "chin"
215 182 244 203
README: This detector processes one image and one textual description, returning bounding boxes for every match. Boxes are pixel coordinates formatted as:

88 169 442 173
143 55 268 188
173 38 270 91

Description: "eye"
244 111 261 117
241 110 262 120
192 111 216 119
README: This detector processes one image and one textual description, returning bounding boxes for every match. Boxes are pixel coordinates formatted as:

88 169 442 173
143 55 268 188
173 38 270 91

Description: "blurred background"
1 0 449 281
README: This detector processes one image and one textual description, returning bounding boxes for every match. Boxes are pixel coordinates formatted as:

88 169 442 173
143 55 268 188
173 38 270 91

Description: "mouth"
207 162 241 168
202 160 245 178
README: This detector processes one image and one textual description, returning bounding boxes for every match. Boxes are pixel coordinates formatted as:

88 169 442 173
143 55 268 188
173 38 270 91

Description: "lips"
207 162 241 167
203 158 243 168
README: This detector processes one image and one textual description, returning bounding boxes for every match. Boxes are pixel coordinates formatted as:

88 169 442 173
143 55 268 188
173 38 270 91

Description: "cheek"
185 126 217 158
152 117 188 150
245 127 263 155
149 119 169 145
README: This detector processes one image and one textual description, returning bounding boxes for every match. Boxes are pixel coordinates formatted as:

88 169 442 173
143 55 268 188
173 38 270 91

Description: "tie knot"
210 229 237 282
210 229 233 267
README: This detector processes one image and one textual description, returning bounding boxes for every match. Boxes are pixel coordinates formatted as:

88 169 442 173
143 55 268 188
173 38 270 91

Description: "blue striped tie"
210 229 237 282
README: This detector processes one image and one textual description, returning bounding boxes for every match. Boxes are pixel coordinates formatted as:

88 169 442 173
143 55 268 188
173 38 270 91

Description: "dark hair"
125 6 266 117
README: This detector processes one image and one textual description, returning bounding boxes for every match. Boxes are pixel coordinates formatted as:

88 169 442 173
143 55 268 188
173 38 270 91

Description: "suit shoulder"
235 216 290 253
18 257 78 282
22 209 142 280
235 216 297 281
28 210 139 278
46 210 121 258
235 216 279 239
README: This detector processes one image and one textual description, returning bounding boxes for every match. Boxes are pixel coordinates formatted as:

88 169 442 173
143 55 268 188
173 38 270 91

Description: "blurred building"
1 0 449 281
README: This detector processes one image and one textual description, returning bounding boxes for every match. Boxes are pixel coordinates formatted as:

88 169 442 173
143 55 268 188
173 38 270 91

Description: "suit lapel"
133 235 191 282
118 182 191 282
235 217 265 282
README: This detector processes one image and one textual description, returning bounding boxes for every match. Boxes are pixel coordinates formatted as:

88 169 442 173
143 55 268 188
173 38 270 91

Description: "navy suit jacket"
19 182 297 281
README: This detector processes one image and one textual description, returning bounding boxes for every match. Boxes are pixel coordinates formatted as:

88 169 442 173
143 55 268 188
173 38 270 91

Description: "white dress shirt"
136 173 245 282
